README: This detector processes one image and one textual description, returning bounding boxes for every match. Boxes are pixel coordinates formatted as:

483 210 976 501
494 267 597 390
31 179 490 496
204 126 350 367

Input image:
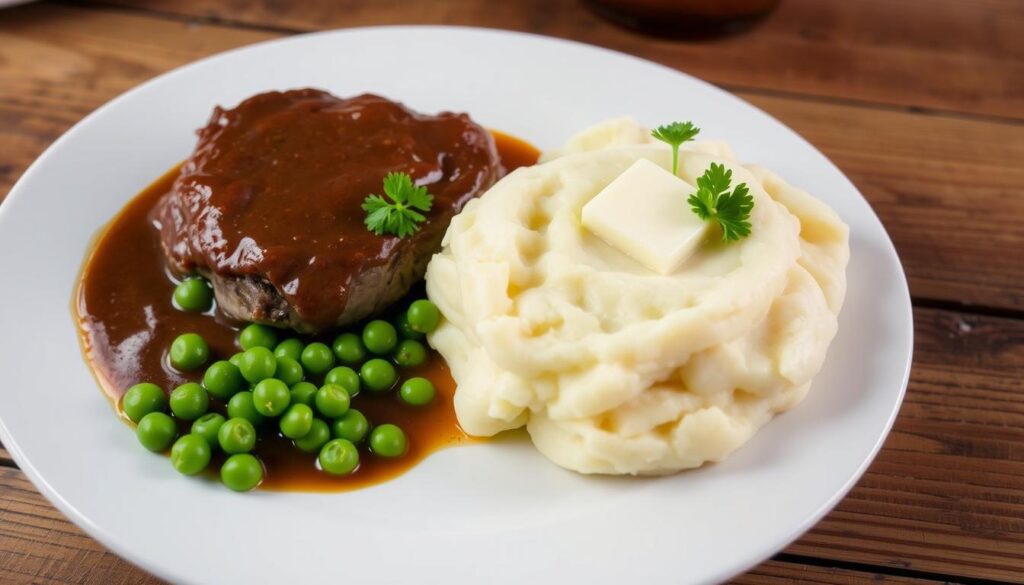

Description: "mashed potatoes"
425 119 849 475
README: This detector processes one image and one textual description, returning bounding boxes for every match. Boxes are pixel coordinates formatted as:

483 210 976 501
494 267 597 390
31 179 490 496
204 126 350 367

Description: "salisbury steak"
153 90 501 333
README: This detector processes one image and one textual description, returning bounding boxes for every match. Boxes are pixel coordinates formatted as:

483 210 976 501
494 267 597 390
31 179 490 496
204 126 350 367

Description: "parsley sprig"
688 162 753 242
362 172 434 238
651 121 700 176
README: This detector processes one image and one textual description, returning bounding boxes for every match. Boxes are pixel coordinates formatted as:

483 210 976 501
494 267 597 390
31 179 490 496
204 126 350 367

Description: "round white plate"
0 27 912 585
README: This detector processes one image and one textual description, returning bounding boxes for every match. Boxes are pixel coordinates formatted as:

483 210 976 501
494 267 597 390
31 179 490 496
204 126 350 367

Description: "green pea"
190 413 226 449
173 277 213 313
369 423 407 458
239 323 278 351
331 409 369 443
279 403 314 439
360 358 397 392
393 339 428 368
290 381 318 408
169 382 209 420
394 310 425 341
229 352 244 367
218 417 257 454
202 360 245 399
274 338 305 361
252 379 290 417
136 412 177 453
294 418 331 453
318 439 359 475
407 299 440 334
315 384 350 418
220 454 264 492
300 342 335 375
275 356 304 386
332 332 366 365
324 366 360 397
362 320 398 355
399 377 435 406
169 333 209 371
227 391 265 426
170 434 212 475
122 382 166 423
238 346 277 384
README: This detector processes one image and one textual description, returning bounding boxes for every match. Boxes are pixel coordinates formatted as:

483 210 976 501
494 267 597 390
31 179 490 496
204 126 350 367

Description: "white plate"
0 27 912 585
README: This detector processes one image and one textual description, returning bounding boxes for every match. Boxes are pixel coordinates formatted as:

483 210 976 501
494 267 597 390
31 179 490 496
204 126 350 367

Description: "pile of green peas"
123 283 444 492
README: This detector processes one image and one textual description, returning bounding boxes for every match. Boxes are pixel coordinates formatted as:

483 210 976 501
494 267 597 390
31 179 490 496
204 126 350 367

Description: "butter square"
581 158 708 275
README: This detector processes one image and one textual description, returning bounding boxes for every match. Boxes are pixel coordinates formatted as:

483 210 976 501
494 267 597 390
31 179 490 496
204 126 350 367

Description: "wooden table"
1 1 1022 583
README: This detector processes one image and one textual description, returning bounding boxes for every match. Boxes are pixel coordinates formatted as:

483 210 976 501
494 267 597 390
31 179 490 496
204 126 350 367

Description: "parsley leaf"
687 162 754 242
362 171 434 238
651 121 700 176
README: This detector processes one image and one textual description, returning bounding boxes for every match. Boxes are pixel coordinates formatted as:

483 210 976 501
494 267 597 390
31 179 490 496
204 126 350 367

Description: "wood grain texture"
733 561 954 585
85 0 1024 119
2 4 1022 311
787 308 1024 582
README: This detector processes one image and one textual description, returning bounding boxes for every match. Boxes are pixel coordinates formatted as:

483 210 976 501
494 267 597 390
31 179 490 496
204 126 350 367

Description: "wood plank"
2 4 1022 310
0 305 1020 582
787 307 1024 582
85 0 1024 119
736 560 953 585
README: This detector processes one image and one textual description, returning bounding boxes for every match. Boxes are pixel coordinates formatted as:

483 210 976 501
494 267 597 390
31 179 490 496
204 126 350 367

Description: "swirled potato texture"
426 120 849 475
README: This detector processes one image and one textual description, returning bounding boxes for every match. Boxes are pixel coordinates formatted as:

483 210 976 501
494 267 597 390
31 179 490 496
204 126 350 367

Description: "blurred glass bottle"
586 0 782 38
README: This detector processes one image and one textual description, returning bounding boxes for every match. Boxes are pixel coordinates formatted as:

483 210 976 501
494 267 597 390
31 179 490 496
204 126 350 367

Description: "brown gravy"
77 131 539 492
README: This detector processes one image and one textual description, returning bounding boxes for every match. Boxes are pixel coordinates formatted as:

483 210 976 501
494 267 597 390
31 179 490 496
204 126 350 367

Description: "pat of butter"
581 159 708 275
